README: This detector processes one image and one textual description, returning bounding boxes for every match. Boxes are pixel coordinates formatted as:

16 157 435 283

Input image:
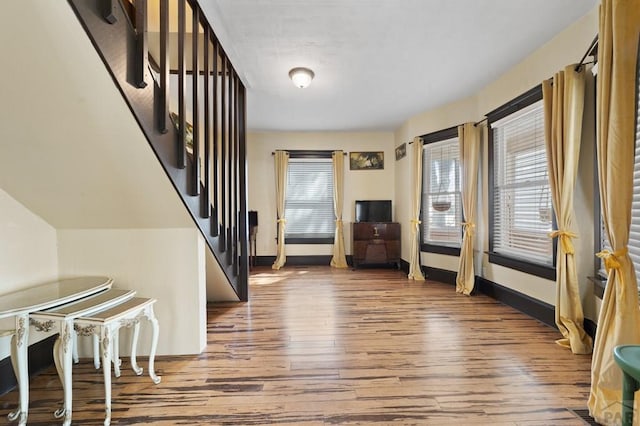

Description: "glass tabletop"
0 276 113 319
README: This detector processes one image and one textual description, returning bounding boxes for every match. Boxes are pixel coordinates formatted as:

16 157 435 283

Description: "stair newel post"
220 55 227 253
238 83 249 301
158 0 169 133
134 0 148 88
177 0 187 169
211 39 220 236
201 25 211 219
189 4 200 197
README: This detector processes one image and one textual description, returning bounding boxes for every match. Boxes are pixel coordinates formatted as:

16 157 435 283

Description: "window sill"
285 237 334 245
488 252 556 281
421 244 461 256
588 275 606 300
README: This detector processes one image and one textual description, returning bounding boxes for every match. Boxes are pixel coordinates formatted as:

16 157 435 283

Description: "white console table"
30 288 136 425
0 276 113 426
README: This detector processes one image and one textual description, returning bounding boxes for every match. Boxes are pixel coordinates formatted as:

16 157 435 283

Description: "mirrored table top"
0 276 113 319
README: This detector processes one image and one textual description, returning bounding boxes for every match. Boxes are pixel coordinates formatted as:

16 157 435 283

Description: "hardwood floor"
0 266 593 425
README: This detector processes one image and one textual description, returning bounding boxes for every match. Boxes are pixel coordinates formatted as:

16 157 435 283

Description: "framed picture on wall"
349 151 384 170
395 143 406 161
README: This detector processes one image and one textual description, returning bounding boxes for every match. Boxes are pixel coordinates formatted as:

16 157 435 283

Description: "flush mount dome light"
289 67 315 88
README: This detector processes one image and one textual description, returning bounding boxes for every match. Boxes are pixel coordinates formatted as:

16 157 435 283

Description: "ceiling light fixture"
289 67 315 88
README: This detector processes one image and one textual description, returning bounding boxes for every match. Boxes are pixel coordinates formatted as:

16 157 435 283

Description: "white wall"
247 131 395 257
57 229 207 356
394 6 599 317
0 190 59 359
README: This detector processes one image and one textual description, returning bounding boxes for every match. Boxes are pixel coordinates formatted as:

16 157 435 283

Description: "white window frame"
488 88 556 279
284 157 335 243
422 137 462 249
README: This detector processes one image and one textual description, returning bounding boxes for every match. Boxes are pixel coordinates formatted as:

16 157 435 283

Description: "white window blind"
628 67 640 282
492 100 553 265
600 64 640 287
422 137 462 246
285 159 335 239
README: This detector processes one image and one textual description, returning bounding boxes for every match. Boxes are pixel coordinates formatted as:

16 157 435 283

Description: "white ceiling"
199 0 597 132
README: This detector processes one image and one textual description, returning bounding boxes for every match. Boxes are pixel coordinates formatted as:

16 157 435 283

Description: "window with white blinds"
284 158 335 240
422 137 462 247
626 64 640 282
492 100 553 265
599 61 640 288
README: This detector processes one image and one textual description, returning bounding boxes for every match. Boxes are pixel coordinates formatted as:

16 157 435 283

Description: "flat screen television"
355 200 392 223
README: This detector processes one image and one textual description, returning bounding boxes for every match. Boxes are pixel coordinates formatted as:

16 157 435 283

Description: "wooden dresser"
352 222 401 268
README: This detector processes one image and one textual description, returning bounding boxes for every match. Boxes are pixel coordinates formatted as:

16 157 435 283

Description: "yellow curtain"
588 0 640 423
456 123 480 295
272 150 289 270
409 137 425 281
331 151 348 268
542 66 593 355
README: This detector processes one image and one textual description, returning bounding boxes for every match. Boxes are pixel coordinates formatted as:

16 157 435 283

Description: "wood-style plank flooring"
0 266 593 425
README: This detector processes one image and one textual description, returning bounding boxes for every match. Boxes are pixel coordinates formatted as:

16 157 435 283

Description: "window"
597 49 640 290
627 56 640 282
284 156 334 243
421 127 462 254
488 86 555 280
616 53 640 287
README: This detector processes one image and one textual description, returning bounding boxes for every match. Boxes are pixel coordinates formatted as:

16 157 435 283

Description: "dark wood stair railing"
68 0 248 301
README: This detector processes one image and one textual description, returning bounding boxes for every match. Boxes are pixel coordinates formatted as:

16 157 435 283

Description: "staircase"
68 0 248 300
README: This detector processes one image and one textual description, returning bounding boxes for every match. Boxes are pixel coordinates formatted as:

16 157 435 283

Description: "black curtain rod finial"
474 117 488 127
575 35 598 72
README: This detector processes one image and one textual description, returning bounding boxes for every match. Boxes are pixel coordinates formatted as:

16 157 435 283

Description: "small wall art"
395 143 406 161
349 151 384 170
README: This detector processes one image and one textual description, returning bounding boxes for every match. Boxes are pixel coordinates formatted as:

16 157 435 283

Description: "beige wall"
0 0 193 230
57 228 207 356
0 0 224 359
0 190 59 359
394 6 599 319
247 131 395 257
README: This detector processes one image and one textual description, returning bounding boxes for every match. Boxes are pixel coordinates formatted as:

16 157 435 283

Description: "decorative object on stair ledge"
169 112 193 152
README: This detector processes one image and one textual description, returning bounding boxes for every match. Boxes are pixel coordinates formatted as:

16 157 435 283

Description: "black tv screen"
355 200 392 222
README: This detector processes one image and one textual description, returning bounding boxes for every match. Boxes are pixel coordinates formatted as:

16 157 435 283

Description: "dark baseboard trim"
475 277 555 328
474 277 598 338
0 334 57 397
255 255 347 266
584 318 597 339
399 259 410 274
424 266 457 286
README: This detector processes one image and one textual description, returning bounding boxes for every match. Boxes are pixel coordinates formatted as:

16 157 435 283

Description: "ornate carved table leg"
146 304 161 384
8 315 29 426
129 318 143 375
59 320 74 426
101 325 113 426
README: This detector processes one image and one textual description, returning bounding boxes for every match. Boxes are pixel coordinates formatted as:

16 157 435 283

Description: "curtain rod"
271 150 347 155
474 117 488 127
575 35 598 71
408 118 486 144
